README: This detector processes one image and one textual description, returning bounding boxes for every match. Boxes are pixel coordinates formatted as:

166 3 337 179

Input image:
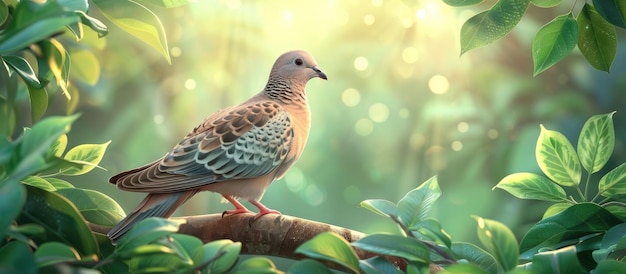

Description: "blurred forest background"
35 0 626 244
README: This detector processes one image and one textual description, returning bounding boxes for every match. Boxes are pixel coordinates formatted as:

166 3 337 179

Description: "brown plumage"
107 50 327 243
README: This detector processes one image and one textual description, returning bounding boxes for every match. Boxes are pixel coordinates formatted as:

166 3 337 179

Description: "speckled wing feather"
112 101 294 193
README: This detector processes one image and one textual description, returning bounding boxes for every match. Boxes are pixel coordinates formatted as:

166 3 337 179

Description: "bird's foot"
252 208 281 220
249 200 281 220
222 194 253 218
222 208 253 218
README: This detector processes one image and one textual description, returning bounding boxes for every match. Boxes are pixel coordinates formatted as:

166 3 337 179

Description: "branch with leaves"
446 0 624 75
0 0 177 131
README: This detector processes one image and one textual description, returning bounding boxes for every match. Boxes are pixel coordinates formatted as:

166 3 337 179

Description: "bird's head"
269 50 328 83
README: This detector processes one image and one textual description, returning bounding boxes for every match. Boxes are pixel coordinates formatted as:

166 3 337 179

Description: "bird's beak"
312 66 327 80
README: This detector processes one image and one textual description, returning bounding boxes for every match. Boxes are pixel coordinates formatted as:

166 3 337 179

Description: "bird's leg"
248 200 281 220
222 195 252 217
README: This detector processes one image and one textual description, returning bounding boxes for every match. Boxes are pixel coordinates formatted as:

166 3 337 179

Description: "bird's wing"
113 100 294 193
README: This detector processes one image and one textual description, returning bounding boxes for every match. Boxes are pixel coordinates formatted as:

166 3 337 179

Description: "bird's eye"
294 58 303 66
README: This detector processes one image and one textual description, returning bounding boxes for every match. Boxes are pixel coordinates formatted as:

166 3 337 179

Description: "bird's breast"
273 102 311 180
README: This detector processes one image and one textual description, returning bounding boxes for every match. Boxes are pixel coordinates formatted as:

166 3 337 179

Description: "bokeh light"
402 47 419 64
363 14 375 25
368 103 390 123
355 119 374 136
428 75 449 94
342 88 361 107
184 79 196 90
354 57 369 71
457 122 469 133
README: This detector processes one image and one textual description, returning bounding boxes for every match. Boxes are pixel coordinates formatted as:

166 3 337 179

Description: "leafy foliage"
0 0 170 126
298 112 626 273
1 0 625 273
494 112 626 272
446 0 622 74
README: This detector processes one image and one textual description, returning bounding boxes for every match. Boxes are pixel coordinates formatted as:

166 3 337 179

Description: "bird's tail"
107 190 198 244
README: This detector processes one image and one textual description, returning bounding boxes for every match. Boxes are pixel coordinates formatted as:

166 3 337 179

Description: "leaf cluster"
448 0 624 75
0 0 174 136
0 116 258 273
493 112 626 272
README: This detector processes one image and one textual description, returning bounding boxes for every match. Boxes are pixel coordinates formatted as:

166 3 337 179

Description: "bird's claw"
221 208 253 218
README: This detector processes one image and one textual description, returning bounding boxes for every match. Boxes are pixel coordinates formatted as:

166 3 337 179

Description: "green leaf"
46 178 74 189
196 239 241 273
0 1 7 26
170 233 202 262
61 141 111 175
592 0 626 28
26 85 48 123
0 96 17 138
134 0 191 8
0 241 37 274
22 176 57 191
126 242 190 273
0 180 26 238
352 234 430 263
531 0 561 8
595 260 626 274
440 263 489 274
39 156 85 176
442 0 484 7
10 115 78 182
11 223 45 237
50 134 68 157
114 217 185 254
412 218 452 248
0 0 81 54
460 0 531 54
519 203 621 256
126 236 196 270
57 0 89 12
46 39 72 100
397 176 441 229
473 216 519 272
289 259 334 274
450 242 497 273
1 55 41 88
34 242 80 268
92 0 171 63
542 202 572 219
35 41 55 86
577 112 615 174
235 257 281 273
601 223 626 249
599 163 626 198
119 244 178 259
20 115 77 162
605 205 626 222
18 185 99 256
55 188 125 227
359 256 403 274
359 199 397 218
536 125 581 186
494 172 568 202
295 231 360 273
75 11 109 38
577 4 617 72
532 13 578 75
576 233 603 256
69 49 100 85
530 246 585 273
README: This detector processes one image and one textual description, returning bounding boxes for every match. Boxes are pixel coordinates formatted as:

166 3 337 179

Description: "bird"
107 50 327 244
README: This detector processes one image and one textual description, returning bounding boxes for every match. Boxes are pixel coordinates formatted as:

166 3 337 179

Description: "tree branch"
175 213 409 270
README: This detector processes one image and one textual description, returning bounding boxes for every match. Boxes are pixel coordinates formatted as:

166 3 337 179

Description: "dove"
107 50 327 243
